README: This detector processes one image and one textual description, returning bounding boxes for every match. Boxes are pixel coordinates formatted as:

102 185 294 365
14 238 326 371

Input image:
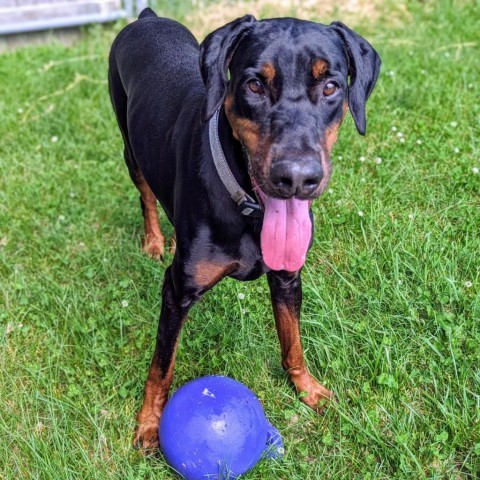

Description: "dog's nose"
270 160 323 198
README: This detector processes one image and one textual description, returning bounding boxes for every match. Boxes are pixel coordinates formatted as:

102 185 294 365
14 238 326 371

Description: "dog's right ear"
199 15 256 123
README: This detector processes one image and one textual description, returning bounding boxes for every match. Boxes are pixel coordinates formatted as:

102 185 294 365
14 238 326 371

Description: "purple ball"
159 376 283 480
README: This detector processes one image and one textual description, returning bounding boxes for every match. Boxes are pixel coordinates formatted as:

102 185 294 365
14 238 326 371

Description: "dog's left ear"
330 22 381 135
199 15 256 123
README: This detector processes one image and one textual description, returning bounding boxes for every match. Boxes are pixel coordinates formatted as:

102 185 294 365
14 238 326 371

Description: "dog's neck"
217 107 249 174
211 107 262 218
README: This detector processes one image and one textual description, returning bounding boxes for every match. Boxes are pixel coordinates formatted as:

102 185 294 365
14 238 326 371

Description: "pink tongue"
260 196 312 272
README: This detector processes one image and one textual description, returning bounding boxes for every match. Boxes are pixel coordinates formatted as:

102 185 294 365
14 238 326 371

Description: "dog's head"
200 17 380 271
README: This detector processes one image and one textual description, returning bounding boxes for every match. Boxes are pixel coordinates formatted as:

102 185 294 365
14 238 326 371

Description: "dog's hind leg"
109 66 165 260
132 167 165 260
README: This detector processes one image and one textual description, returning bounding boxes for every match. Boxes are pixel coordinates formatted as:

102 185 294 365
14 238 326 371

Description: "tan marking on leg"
274 304 333 411
134 335 181 450
312 59 328 79
135 171 165 259
261 63 276 85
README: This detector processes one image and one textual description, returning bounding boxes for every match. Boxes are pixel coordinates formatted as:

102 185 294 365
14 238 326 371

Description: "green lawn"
0 1 479 478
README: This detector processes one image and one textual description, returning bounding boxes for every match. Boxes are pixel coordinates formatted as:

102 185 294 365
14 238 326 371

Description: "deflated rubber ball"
159 376 283 480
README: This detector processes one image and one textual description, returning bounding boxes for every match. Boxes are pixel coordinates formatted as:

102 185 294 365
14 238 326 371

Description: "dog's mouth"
243 145 332 272
251 178 313 272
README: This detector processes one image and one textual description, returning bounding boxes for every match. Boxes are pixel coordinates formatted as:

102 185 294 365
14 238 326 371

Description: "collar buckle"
238 198 263 218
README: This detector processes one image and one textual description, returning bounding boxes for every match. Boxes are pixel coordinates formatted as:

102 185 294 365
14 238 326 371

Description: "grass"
0 0 479 478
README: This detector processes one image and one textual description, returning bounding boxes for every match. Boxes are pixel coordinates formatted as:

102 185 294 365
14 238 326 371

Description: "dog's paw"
133 421 160 451
292 371 334 413
142 234 165 260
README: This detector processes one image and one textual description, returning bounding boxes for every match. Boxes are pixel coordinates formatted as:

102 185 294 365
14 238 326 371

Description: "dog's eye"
247 80 265 95
323 82 339 97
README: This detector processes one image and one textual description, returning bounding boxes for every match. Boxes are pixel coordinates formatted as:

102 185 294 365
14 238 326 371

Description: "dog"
108 7 380 449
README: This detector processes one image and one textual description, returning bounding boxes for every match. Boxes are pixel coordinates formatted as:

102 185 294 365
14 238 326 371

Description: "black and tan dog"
109 8 380 449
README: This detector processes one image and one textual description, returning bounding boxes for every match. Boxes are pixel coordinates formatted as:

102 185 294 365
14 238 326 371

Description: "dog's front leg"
267 270 333 411
134 264 196 450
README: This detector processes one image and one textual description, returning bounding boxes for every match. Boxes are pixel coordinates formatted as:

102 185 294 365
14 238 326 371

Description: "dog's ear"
199 15 256 123
330 22 381 135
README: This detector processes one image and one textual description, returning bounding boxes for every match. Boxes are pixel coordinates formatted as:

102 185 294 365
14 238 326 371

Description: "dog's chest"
187 224 267 283
229 230 269 281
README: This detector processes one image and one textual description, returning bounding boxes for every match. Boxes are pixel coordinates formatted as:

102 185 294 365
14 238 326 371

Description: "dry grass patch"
185 0 405 39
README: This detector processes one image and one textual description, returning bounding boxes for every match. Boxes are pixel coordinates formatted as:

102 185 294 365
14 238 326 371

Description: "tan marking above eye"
261 63 276 84
312 59 328 79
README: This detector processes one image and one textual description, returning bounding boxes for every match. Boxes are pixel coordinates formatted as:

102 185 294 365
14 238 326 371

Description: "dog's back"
110 10 201 98
108 9 204 211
